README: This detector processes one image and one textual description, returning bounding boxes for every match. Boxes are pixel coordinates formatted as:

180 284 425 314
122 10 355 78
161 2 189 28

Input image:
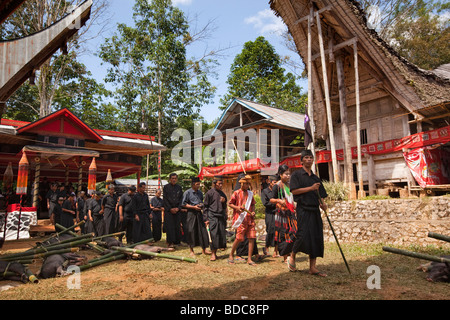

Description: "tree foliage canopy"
220 36 306 113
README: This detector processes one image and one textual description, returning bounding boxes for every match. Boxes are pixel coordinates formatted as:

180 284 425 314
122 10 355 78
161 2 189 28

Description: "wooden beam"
354 42 365 198
294 4 332 24
311 38 357 61
316 10 339 182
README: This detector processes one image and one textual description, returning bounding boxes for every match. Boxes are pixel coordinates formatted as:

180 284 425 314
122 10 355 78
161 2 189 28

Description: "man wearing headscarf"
182 177 210 257
228 175 257 266
289 149 328 277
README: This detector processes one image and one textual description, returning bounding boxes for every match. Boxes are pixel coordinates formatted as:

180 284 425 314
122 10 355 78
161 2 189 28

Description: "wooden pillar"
367 154 375 196
78 159 83 192
336 54 356 199
316 11 339 182
32 157 40 208
307 6 317 174
354 42 364 198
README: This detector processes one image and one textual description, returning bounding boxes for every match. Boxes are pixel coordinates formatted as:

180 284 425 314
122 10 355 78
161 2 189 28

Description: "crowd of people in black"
2 149 329 274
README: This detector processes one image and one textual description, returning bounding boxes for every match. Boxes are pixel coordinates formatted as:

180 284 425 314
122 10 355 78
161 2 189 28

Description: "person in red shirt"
227 175 257 266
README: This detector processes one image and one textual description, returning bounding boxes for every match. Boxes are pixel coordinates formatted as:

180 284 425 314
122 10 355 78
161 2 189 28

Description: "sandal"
310 271 327 277
247 261 257 267
227 259 235 265
287 257 296 272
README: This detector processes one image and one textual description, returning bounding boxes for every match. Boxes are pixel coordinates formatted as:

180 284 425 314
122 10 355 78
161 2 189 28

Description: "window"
360 129 368 145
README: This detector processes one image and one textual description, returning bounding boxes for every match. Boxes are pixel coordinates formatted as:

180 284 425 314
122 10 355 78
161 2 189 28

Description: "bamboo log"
0 238 92 260
34 221 85 249
382 246 450 263
1 247 80 261
55 224 105 253
24 267 39 284
42 233 94 248
92 231 126 241
428 232 450 243
87 238 154 264
111 246 198 263
1 267 40 284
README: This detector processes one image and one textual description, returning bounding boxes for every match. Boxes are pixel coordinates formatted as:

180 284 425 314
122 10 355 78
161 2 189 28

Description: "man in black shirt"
261 175 278 257
163 173 183 248
47 183 59 224
203 176 228 261
118 186 136 244
133 182 153 243
289 149 328 277
101 185 118 234
88 191 105 237
150 189 164 242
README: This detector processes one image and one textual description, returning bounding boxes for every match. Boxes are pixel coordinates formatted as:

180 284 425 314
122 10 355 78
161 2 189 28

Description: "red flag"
16 153 29 195
88 158 97 195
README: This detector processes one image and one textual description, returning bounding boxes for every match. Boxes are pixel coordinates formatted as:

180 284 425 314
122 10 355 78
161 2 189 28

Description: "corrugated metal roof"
235 98 305 130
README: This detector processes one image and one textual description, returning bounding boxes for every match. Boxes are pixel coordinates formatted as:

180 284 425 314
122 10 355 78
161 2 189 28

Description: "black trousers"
119 216 134 244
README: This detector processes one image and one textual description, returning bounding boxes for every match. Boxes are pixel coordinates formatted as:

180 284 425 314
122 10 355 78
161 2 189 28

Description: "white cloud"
172 0 193 6
244 9 286 35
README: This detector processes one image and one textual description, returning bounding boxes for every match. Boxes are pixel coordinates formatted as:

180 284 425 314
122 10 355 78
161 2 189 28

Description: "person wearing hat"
261 175 278 257
118 186 136 244
61 192 76 228
203 176 228 261
182 177 210 257
228 175 257 266
288 149 328 277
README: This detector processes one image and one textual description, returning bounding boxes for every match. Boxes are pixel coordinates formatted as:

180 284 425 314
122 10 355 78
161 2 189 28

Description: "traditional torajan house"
0 0 166 233
269 0 450 198
0 108 166 213
198 97 306 200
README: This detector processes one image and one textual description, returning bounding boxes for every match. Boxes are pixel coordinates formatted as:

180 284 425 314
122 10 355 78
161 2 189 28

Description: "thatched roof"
269 0 450 138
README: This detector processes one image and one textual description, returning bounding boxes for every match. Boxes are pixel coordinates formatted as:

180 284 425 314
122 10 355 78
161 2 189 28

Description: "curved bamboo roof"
269 0 450 138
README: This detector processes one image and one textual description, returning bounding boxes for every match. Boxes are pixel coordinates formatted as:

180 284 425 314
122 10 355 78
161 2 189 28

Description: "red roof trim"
1 118 30 128
1 114 156 142
16 108 103 142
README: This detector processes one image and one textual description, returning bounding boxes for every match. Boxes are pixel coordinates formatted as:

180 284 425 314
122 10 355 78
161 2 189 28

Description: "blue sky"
78 0 307 124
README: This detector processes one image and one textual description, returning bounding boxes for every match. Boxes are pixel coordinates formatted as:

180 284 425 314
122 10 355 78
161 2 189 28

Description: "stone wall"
324 196 450 246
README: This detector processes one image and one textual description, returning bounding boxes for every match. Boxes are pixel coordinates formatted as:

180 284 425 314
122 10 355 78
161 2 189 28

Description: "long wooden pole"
354 42 364 198
316 12 339 182
32 158 40 208
336 55 356 199
307 6 316 174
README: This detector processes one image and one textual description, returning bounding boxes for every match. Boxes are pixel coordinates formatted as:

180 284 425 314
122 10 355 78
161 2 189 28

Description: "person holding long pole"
288 150 328 277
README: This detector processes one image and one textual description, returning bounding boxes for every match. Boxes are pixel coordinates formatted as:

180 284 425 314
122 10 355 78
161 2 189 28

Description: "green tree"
360 0 449 70
220 36 306 112
98 0 216 143
0 0 110 118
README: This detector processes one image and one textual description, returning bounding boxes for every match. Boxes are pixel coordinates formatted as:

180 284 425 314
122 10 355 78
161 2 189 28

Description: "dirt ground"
0 234 449 301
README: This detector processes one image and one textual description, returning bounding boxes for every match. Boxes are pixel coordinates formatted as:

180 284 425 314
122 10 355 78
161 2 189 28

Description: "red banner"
403 147 450 188
199 126 450 177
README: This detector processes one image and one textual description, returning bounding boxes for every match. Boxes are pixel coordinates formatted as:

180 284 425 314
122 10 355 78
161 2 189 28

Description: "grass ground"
0 234 448 301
